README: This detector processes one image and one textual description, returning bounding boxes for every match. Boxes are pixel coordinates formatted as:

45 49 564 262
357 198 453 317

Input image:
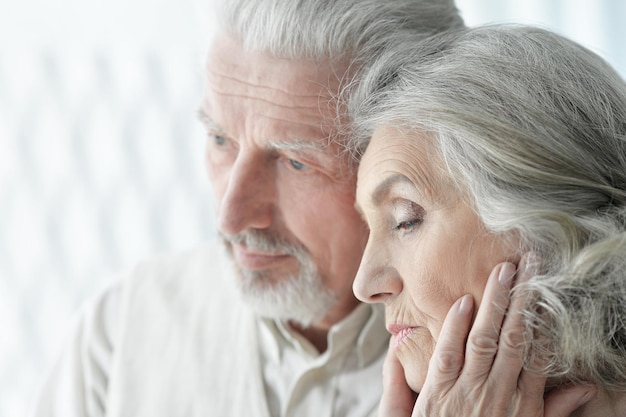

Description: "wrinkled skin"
354 126 596 416
378 257 597 417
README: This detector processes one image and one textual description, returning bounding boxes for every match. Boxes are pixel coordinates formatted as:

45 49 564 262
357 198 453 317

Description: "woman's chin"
396 334 433 393
405 371 426 394
398 355 428 393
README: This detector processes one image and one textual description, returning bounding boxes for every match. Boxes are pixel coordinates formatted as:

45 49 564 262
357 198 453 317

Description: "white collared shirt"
31 243 389 417
260 303 388 417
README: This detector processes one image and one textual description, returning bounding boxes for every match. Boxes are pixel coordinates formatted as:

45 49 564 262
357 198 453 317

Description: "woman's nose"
353 238 403 303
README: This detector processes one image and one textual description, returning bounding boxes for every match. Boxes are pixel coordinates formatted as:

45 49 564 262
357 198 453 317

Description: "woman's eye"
394 219 421 231
391 200 425 234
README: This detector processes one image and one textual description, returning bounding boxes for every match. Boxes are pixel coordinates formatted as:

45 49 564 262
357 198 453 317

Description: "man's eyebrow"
196 108 225 133
196 108 326 153
267 138 329 153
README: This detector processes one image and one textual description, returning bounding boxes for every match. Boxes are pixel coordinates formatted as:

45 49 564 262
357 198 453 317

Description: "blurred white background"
1 0 625 415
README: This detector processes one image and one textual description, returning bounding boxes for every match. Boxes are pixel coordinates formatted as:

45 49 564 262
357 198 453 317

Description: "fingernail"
458 294 473 315
498 262 516 286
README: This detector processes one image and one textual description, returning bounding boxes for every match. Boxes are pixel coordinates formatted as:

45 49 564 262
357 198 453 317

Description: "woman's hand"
378 254 597 417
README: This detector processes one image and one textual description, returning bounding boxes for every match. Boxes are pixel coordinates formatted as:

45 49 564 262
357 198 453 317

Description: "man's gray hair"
350 25 626 390
212 0 464 60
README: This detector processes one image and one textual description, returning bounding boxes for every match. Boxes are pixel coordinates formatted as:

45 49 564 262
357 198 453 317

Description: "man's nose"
353 237 402 304
217 155 275 235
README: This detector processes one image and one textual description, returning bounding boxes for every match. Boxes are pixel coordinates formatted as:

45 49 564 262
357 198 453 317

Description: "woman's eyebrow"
371 174 411 206
354 174 411 220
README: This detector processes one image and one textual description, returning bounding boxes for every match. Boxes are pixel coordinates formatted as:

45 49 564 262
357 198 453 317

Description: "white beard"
221 230 337 327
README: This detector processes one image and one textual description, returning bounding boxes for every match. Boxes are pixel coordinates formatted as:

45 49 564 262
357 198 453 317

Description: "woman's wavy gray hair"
349 25 626 390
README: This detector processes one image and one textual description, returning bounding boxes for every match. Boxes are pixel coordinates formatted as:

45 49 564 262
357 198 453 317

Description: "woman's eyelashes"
391 200 425 234
394 218 422 231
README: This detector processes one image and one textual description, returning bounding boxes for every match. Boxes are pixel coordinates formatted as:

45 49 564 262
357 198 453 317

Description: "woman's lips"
387 323 417 349
232 244 291 270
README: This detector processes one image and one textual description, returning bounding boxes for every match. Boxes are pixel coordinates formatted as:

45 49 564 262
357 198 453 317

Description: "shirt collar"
355 303 388 367
258 303 388 367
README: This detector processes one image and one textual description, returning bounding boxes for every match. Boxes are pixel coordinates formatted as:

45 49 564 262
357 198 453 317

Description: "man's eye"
288 159 308 171
211 134 227 146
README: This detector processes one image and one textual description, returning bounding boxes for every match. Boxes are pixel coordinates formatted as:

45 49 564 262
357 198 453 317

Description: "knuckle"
432 348 464 374
467 331 499 356
499 328 525 357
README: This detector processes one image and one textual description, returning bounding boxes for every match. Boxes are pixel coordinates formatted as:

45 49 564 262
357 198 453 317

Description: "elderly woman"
348 25 626 416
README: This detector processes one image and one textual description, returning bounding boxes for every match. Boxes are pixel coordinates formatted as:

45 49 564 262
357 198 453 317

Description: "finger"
544 385 597 417
507 253 546 402
420 294 474 393
461 262 517 381
378 340 417 417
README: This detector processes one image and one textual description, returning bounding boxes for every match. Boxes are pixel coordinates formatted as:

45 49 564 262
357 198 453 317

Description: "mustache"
220 230 308 257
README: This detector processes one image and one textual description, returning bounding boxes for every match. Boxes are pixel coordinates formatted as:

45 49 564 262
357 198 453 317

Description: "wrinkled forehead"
206 34 350 105
204 33 353 144
357 126 459 205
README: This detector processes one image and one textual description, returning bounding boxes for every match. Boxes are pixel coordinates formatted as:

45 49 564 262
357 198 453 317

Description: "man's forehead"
206 34 350 96
201 34 353 156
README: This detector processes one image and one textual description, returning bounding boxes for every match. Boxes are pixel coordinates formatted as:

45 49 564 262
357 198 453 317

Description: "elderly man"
32 1 593 416
33 1 463 415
